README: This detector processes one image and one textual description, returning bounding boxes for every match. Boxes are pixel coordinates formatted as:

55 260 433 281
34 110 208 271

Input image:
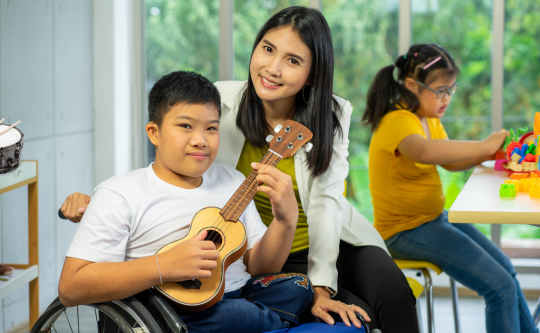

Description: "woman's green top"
236 139 309 253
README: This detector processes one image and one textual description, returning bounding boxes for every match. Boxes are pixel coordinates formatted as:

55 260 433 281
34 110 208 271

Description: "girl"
363 43 539 333
61 7 419 332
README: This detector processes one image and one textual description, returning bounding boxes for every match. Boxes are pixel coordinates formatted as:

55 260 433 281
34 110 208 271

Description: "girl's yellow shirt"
236 139 309 253
369 110 448 240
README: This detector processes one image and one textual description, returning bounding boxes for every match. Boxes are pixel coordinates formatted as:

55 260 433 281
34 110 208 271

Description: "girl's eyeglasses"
413 79 459 99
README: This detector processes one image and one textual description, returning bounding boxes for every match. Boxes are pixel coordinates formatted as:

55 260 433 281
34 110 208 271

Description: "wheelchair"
32 288 188 333
32 288 372 333
43 211 373 333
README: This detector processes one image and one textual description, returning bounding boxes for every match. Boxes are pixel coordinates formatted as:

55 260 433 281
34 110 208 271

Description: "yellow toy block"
519 178 531 192
529 183 540 198
504 179 520 187
531 172 538 179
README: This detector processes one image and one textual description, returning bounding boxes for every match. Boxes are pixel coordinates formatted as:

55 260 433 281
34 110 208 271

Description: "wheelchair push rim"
31 298 159 333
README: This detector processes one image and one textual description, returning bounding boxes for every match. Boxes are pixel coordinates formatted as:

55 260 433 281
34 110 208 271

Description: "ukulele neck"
220 149 282 222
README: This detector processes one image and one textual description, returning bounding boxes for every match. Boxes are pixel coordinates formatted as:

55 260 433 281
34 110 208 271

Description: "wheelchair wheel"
31 297 164 333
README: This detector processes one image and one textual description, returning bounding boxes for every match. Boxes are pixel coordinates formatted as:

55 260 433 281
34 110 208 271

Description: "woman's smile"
260 75 282 89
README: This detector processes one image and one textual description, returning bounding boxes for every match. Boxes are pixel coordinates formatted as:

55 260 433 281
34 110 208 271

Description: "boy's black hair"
362 43 460 132
237 6 342 178
148 71 221 126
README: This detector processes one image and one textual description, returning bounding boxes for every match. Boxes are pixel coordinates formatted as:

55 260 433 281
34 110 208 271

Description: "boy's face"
147 102 220 187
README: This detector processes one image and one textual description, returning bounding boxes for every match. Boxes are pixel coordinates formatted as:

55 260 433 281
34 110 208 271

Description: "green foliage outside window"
145 0 540 239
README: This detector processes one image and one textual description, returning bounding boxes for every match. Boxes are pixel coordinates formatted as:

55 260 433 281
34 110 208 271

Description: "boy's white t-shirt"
66 163 267 293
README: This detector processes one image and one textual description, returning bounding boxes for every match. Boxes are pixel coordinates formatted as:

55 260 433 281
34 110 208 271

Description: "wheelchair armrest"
136 288 188 333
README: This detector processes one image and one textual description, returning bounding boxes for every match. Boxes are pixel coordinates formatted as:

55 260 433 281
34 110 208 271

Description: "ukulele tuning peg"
304 142 313 153
265 135 274 143
274 124 283 133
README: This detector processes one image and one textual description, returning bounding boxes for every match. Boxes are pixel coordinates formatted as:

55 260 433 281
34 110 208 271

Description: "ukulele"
154 119 313 313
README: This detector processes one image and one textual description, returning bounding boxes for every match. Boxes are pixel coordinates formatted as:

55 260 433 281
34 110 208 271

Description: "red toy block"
524 154 535 162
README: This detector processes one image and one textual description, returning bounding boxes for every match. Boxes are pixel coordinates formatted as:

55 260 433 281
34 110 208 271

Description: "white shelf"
0 160 37 191
0 266 39 300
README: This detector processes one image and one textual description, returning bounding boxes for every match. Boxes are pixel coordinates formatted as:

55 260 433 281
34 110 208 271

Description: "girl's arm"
397 131 508 166
438 139 495 171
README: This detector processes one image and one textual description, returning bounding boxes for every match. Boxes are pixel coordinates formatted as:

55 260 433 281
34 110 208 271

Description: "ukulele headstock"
266 120 313 159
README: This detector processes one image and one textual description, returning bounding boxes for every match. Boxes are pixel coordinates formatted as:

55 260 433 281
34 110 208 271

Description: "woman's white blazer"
214 81 388 294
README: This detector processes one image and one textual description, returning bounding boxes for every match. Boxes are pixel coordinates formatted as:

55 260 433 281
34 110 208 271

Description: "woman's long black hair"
362 43 460 132
236 6 342 177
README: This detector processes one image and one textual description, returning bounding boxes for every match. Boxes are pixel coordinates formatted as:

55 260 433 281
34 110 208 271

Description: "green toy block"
500 183 517 198
527 143 536 155
517 127 528 136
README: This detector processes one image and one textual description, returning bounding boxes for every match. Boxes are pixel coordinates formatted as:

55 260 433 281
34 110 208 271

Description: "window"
234 0 310 81
324 0 399 221
412 0 493 236
146 0 220 88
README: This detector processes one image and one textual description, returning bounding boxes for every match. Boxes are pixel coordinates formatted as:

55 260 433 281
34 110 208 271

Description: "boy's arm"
243 163 298 277
397 131 508 166
59 231 218 307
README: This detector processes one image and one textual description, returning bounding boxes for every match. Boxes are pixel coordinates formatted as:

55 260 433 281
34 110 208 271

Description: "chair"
394 259 461 333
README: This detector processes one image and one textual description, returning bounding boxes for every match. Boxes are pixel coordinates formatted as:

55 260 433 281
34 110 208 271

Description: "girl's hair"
362 43 460 132
236 6 342 177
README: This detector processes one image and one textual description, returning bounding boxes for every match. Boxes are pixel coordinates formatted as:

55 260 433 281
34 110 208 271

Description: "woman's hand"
311 287 370 329
60 192 91 223
251 162 298 227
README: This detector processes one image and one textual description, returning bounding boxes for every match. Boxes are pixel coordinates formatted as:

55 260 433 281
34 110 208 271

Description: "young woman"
363 43 539 333
61 7 418 332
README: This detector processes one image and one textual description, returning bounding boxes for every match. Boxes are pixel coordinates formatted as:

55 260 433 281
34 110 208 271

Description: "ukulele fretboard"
220 149 282 222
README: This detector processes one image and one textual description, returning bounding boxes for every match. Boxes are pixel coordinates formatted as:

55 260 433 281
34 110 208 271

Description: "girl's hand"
311 287 370 329
60 192 91 223
482 131 510 156
251 162 298 227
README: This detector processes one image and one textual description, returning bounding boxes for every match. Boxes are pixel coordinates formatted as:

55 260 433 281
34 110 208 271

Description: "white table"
449 160 540 225
448 160 540 326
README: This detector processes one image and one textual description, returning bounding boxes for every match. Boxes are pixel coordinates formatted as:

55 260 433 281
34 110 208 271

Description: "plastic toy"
519 178 531 192
510 173 528 180
529 183 540 198
500 184 517 197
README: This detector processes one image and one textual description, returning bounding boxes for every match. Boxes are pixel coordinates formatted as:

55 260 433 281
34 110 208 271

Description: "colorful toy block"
504 179 520 186
531 172 538 179
519 178 531 192
500 184 517 197
529 183 540 198
510 173 529 180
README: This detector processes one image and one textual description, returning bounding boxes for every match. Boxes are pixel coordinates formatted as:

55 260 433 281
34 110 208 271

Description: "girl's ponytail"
362 44 460 132
363 63 415 132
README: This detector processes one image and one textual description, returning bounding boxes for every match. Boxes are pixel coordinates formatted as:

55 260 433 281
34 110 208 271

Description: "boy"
58 71 313 333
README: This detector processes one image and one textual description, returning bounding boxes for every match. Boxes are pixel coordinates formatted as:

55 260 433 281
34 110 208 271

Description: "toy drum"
0 124 24 174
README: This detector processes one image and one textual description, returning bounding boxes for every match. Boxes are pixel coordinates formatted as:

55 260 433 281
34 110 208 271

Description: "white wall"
0 0 94 330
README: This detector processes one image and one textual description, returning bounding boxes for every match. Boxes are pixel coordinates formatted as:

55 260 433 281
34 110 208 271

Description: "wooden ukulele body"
154 207 247 313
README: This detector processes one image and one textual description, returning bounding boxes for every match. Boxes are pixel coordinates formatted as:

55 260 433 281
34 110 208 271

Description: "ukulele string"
221 128 297 237
220 151 280 237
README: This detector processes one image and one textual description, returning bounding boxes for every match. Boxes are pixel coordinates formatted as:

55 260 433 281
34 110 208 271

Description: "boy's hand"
483 131 510 156
311 287 370 329
60 192 91 222
251 162 298 227
158 230 219 282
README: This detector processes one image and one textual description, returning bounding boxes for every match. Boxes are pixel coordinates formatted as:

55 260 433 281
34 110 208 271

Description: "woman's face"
249 25 312 104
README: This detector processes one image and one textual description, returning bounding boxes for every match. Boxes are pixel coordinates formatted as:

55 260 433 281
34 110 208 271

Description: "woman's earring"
302 85 310 103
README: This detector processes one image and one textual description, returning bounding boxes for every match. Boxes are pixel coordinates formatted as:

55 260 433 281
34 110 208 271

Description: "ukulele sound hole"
205 229 223 249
